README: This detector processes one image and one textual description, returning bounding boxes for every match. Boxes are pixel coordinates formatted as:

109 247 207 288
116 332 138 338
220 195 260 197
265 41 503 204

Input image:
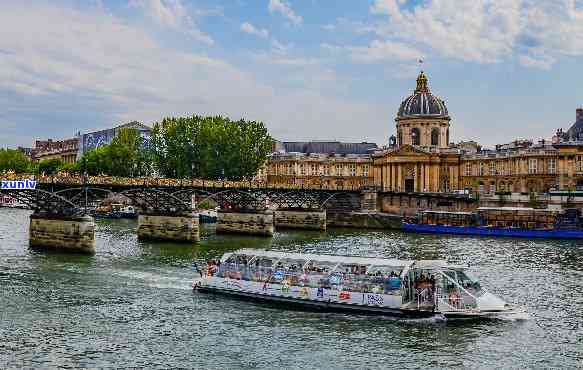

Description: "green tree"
77 128 152 177
0 149 32 173
150 115 273 180
37 158 64 175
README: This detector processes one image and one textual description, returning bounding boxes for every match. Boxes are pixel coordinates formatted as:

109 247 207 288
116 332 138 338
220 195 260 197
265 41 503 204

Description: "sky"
0 0 582 149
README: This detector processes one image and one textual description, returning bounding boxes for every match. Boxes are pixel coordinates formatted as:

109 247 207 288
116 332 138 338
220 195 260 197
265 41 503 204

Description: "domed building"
372 71 461 193
396 71 451 148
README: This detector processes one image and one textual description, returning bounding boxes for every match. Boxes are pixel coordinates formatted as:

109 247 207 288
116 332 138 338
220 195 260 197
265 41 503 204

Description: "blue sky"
0 0 582 149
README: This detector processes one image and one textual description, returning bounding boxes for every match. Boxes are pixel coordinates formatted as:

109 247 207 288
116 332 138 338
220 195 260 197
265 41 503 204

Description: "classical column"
424 163 431 192
432 164 439 192
397 164 402 192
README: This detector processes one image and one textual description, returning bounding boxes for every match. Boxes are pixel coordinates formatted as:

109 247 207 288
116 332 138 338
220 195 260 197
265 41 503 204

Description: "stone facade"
216 210 274 236
326 212 402 229
266 152 374 189
274 210 326 230
137 214 199 242
379 193 478 216
33 138 79 164
29 214 95 253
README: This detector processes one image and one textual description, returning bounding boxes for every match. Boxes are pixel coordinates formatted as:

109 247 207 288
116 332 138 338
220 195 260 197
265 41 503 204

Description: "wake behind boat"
192 249 525 320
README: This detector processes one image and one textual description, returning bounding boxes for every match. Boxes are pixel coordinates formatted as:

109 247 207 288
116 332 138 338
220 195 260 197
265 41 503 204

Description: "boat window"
253 257 274 267
225 254 252 265
455 270 483 295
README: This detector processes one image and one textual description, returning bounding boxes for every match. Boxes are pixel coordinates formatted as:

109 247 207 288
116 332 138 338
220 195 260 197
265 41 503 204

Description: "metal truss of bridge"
1 182 364 217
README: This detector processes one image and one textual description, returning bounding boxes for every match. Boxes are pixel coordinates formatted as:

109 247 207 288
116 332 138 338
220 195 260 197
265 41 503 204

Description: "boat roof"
224 249 454 269
419 210 473 215
477 207 535 211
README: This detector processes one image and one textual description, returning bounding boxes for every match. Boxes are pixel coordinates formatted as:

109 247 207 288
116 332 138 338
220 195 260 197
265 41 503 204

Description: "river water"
0 208 582 369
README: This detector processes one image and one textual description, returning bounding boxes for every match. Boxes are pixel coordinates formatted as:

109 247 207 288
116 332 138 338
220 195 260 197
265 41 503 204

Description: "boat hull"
196 286 435 318
403 223 583 239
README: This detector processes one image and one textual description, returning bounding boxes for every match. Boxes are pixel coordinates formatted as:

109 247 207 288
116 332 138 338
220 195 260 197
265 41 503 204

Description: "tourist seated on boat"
384 275 401 293
206 260 218 277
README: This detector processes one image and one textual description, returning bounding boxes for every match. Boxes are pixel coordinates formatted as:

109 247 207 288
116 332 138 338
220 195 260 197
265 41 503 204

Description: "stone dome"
396 72 449 120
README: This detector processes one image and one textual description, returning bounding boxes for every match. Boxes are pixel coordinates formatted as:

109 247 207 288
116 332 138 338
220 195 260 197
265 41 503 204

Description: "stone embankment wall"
379 193 478 216
217 210 274 236
29 214 95 253
326 212 402 229
274 210 326 230
137 214 200 242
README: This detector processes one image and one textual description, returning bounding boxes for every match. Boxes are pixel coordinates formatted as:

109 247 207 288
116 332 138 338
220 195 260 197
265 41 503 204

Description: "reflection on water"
0 208 582 368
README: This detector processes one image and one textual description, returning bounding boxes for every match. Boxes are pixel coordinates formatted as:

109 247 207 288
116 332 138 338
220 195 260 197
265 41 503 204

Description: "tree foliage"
150 115 273 180
77 128 152 177
37 158 64 175
0 149 31 173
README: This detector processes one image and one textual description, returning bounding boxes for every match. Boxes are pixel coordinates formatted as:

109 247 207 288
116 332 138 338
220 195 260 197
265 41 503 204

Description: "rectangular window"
336 164 343 176
528 158 537 174
300 164 306 176
311 164 317 176
363 165 369 177
548 158 556 174
349 164 356 176
576 156 582 172
489 161 496 175
478 162 484 176
464 163 472 176
323 165 330 176
287 163 292 175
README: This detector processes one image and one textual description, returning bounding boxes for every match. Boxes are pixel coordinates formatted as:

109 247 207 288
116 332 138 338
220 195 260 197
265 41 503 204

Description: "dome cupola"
396 71 449 120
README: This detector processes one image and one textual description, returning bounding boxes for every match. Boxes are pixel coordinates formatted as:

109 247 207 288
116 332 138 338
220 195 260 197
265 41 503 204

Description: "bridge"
1 174 372 253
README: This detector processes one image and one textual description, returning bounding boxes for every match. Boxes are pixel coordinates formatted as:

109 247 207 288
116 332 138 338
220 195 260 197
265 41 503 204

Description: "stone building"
373 72 461 192
265 141 377 188
371 72 583 195
32 138 79 164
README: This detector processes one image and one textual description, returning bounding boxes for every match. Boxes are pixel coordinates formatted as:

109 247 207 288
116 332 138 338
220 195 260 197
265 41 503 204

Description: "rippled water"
1 208 582 369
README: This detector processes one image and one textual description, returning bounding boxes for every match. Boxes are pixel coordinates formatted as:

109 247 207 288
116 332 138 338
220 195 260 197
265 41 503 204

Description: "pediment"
390 144 430 156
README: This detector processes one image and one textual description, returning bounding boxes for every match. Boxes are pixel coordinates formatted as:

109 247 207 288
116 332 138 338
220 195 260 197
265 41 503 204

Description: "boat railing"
436 293 473 312
437 273 480 310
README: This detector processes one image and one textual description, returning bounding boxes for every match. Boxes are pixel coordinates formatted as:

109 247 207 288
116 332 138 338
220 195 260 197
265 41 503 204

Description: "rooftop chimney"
577 108 583 122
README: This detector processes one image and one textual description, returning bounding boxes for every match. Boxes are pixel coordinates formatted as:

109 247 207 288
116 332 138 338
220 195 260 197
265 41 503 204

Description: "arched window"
397 129 403 146
411 128 420 145
431 128 440 146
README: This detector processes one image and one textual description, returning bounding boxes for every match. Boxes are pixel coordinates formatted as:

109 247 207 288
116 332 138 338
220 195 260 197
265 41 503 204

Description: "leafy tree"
77 128 152 177
37 158 64 175
150 115 273 180
0 149 32 173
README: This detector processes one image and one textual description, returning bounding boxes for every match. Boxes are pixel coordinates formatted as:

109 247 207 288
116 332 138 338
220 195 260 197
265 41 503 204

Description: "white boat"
192 249 525 320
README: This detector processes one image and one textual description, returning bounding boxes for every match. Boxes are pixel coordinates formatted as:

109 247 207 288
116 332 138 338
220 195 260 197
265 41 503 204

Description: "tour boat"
403 208 583 239
192 249 525 320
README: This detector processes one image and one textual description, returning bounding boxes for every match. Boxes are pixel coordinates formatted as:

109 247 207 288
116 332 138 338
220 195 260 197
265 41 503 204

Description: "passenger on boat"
206 260 218 277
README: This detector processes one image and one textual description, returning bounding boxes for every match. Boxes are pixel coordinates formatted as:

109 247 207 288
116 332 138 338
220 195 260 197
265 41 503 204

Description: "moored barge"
193 249 524 320
403 208 583 239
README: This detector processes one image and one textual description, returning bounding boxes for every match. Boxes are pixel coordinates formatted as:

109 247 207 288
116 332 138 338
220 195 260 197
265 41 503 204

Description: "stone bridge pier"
137 213 200 242
274 209 326 230
216 210 274 236
29 214 96 254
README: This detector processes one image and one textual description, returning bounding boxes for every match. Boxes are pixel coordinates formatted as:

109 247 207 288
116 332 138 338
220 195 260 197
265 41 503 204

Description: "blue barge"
402 223 583 239
403 208 583 239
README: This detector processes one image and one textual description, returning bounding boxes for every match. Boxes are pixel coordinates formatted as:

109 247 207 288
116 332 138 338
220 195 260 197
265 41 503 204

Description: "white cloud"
0 2 387 145
368 0 583 69
348 40 424 63
268 0 303 25
240 22 269 39
129 0 214 45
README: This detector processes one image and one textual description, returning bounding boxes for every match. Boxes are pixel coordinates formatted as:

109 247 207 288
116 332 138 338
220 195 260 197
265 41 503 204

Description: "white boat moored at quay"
192 249 526 320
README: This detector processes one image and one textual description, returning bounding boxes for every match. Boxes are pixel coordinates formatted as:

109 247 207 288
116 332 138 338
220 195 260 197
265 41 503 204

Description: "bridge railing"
1 172 375 192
